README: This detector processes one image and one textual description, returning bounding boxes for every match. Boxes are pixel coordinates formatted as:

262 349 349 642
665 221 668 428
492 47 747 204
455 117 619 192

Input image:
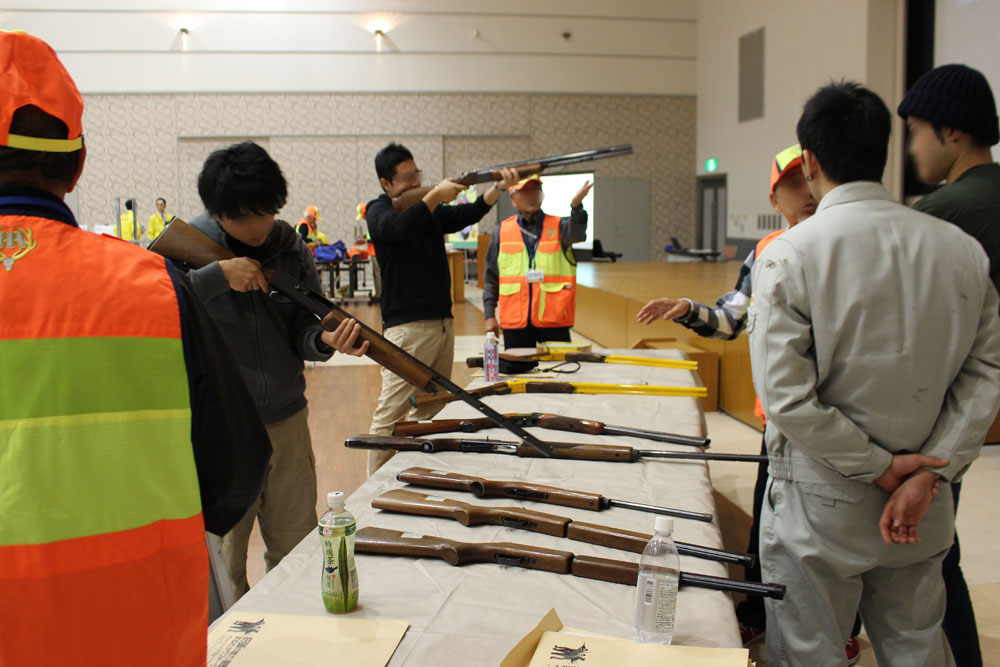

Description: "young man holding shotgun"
183 141 368 600
364 142 519 474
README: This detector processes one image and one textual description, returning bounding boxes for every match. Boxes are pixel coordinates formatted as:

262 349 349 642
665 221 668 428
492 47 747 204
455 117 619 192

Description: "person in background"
364 142 518 474
750 80 1000 667
0 31 271 666
147 196 174 241
482 176 591 349
118 197 141 241
182 141 368 600
296 204 328 248
897 62 1000 667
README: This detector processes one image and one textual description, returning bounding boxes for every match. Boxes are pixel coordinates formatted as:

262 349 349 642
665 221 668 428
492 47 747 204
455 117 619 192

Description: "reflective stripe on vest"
497 214 577 329
0 213 207 666
752 229 786 423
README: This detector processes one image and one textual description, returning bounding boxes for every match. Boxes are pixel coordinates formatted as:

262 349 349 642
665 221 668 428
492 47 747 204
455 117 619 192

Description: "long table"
222 349 741 665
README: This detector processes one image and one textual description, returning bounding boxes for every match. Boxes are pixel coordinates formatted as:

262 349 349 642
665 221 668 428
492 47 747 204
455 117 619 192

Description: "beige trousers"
368 317 454 475
221 407 318 600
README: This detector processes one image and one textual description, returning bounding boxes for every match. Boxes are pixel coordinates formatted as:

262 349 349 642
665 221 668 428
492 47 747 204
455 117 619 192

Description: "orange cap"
769 144 803 193
509 177 542 193
304 205 322 221
0 31 84 153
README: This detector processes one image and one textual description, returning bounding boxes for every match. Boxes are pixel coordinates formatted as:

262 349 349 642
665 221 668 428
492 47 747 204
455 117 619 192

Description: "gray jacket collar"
816 181 895 213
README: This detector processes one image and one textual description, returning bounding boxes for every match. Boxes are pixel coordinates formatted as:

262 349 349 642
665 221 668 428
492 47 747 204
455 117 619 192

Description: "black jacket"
366 193 493 328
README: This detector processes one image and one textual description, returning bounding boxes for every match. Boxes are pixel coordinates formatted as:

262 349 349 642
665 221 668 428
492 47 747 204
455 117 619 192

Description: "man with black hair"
364 142 518 474
184 141 369 600
749 81 1000 666
897 62 999 667
0 32 270 665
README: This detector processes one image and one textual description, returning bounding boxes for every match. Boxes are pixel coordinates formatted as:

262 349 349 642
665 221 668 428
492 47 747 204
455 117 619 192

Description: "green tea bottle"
319 491 359 613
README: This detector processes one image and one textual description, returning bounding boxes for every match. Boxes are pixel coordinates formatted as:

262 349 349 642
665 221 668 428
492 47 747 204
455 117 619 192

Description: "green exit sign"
705 158 719 173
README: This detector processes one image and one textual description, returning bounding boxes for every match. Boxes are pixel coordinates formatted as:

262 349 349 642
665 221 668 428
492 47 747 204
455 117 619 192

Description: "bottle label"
320 523 359 614
642 576 677 633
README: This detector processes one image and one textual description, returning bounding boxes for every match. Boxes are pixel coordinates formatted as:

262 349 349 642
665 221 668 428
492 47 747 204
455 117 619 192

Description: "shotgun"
355 527 785 598
467 351 697 371
409 379 708 409
371 489 754 567
148 218 553 457
392 413 710 448
346 435 766 464
396 467 713 523
390 144 633 212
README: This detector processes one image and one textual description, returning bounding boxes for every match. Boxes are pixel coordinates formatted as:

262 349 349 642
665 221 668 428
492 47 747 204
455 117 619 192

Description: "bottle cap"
486 332 497 342
327 491 345 508
654 516 674 535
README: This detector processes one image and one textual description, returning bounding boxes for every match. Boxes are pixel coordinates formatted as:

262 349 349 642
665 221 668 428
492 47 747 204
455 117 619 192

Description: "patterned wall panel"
77 94 178 230
270 136 360 243
77 92 695 253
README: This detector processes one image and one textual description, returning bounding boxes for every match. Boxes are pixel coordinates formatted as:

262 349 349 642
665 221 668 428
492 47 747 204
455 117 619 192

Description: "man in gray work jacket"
749 82 1000 666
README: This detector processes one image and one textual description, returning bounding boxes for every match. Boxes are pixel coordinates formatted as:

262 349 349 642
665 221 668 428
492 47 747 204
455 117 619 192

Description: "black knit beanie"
898 64 999 146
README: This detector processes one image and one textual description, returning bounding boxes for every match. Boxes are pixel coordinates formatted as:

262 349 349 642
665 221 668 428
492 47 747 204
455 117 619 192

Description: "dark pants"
738 438 981 664
943 482 982 667
502 324 571 350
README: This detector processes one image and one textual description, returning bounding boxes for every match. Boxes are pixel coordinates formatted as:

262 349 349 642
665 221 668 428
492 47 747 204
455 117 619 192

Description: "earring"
806 176 814 182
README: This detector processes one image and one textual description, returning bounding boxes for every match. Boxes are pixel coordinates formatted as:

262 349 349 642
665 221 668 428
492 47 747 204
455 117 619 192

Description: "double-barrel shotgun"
346 434 766 464
392 413 710 448
389 144 633 213
355 527 785 599
371 489 754 567
148 219 554 456
409 379 708 409
396 467 713 523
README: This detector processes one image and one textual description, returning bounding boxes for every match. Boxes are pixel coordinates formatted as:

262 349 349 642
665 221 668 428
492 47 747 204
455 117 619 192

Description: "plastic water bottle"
632 516 680 644
319 491 359 613
484 331 500 382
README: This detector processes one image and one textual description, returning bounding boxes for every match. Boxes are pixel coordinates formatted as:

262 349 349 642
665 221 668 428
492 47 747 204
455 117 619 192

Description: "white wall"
696 0 904 242
935 0 1000 161
2 1 697 95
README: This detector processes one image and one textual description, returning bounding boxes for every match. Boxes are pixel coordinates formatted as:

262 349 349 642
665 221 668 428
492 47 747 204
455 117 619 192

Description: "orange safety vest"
0 203 207 666
753 229 786 423
497 214 577 329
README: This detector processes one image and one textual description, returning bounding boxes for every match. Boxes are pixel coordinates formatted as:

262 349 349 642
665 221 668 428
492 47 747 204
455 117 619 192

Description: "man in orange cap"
296 204 327 247
0 31 270 666
482 176 591 348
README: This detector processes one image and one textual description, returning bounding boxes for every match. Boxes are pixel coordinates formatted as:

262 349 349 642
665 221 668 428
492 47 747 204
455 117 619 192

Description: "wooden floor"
244 300 482 587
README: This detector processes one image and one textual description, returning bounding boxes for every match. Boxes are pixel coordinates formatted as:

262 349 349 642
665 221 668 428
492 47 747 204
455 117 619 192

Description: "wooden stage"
573 261 761 431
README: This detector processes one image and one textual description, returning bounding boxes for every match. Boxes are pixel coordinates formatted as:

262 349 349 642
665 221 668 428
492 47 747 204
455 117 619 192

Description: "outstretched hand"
636 297 691 324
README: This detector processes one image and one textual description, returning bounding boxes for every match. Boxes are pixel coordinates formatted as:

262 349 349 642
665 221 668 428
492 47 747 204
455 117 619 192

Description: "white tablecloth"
224 349 741 665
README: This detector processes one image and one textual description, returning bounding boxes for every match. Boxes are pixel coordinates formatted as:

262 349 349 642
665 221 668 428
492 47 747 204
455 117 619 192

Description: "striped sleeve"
674 248 755 340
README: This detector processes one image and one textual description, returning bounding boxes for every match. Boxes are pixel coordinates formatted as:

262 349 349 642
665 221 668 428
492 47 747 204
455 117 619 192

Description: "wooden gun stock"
392 417 497 437
355 526 572 573
372 489 570 536
396 467 605 511
356 527 785 598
